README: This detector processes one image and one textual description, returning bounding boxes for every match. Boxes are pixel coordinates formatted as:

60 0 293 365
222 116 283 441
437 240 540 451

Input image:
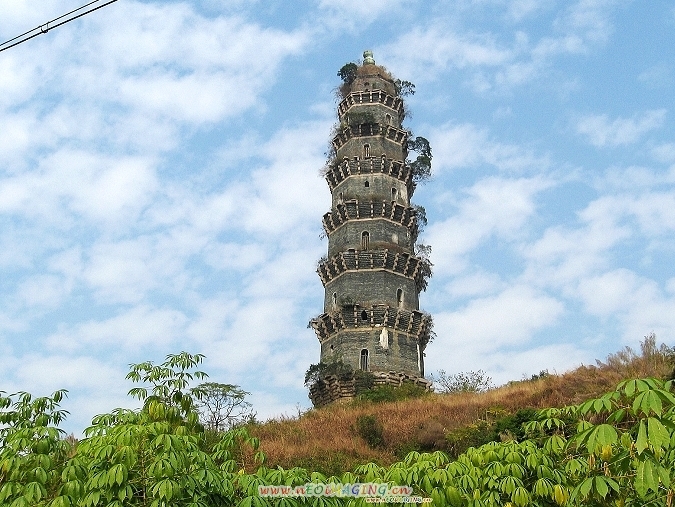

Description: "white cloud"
428 176 551 275
652 143 675 164
442 270 505 299
577 269 675 343
45 305 188 351
507 0 554 21
317 0 410 29
1 0 311 169
638 63 674 88
15 274 71 310
377 0 623 92
12 354 122 392
82 239 158 304
428 285 564 366
554 0 620 46
522 215 630 292
576 110 667 147
430 122 550 174
487 344 588 384
599 165 675 190
380 27 513 81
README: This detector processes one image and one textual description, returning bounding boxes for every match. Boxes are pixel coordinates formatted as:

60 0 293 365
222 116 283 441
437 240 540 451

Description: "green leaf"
647 417 671 450
633 390 663 417
606 408 626 424
511 486 530 507
622 379 638 397
579 477 593 498
533 478 553 498
586 424 618 454
635 460 659 497
636 421 649 454
445 486 463 507
430 487 446 505
594 476 609 498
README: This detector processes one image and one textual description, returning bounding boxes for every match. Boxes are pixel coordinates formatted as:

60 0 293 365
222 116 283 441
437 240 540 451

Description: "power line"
0 0 119 53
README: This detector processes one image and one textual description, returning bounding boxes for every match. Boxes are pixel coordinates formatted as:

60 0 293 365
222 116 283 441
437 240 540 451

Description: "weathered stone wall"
323 271 419 312
309 371 433 408
324 158 412 194
319 327 421 376
335 132 406 161
331 174 409 208
341 102 401 127
327 219 412 257
337 91 404 122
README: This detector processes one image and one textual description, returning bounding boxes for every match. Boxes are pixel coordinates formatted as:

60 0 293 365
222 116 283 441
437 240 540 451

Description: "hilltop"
248 335 674 475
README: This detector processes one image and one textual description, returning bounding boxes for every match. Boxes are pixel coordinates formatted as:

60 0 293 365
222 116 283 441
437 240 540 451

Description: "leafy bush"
492 407 538 441
355 414 385 449
445 420 494 457
444 408 544 457
394 79 415 97
0 352 265 507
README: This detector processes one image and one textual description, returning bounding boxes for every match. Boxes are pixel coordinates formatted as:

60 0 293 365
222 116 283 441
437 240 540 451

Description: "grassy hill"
247 335 673 475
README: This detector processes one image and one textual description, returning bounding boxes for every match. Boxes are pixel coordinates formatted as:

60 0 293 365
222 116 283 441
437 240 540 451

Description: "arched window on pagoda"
361 231 369 250
360 349 369 371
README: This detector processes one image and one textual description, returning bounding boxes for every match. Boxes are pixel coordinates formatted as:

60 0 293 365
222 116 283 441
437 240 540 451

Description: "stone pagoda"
309 51 432 406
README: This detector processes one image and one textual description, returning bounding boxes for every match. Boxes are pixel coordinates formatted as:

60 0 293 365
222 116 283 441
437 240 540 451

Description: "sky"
1 0 674 435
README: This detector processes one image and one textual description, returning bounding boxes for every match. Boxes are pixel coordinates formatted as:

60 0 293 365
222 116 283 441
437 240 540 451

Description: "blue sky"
1 0 674 435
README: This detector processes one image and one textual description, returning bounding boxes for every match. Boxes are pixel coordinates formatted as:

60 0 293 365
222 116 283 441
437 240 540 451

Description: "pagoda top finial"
363 50 375 65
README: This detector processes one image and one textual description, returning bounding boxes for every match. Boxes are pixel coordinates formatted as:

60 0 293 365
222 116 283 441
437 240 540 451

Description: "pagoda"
309 51 432 405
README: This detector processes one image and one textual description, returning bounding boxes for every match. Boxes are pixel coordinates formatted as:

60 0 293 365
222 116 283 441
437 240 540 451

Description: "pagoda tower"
310 51 432 398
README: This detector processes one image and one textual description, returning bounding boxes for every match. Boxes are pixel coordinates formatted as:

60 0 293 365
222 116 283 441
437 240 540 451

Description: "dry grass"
246 335 673 473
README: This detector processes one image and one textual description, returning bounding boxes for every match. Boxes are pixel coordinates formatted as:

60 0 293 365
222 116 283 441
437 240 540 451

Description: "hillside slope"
249 335 673 474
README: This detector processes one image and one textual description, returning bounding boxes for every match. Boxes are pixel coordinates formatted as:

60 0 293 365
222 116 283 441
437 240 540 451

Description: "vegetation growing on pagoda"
304 360 377 394
328 60 434 279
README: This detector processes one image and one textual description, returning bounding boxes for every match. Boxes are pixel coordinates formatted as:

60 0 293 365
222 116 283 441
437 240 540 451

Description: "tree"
191 382 255 432
304 360 355 387
394 79 415 97
0 389 71 507
0 352 264 507
407 135 432 185
337 62 358 85
431 369 495 393
71 352 243 506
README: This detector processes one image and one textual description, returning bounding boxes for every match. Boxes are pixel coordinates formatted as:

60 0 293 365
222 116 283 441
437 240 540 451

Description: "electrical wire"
0 0 119 53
